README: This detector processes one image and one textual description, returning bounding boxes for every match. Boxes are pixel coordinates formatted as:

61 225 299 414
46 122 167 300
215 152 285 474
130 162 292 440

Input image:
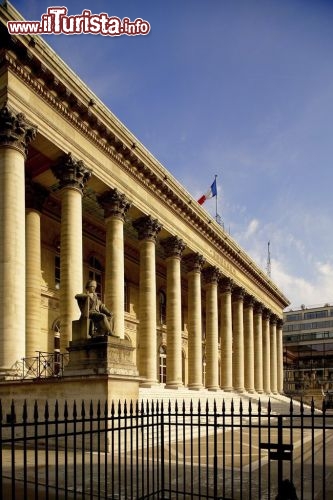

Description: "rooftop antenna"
266 241 271 278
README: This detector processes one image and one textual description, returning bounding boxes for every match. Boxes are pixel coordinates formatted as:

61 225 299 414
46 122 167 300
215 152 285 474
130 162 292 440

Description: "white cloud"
244 218 259 239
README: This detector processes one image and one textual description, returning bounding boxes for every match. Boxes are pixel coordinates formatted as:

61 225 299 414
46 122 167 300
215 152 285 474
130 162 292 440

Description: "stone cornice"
0 3 289 310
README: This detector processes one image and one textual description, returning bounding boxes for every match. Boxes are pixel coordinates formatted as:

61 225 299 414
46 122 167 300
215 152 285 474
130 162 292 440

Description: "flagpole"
215 174 218 221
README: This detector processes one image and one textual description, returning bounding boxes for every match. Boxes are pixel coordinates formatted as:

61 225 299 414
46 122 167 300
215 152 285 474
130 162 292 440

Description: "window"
159 290 166 325
159 345 167 383
286 313 302 322
304 310 328 320
55 255 60 289
88 256 103 298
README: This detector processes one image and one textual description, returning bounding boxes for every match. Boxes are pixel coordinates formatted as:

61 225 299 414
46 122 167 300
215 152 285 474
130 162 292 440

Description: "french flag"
197 178 217 205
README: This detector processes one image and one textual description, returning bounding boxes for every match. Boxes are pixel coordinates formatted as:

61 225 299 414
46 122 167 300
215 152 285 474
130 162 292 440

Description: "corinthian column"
133 215 161 386
51 153 91 351
270 315 278 394
253 302 264 393
203 266 220 391
0 106 36 374
184 253 205 390
244 294 255 393
277 319 284 394
262 308 271 394
232 286 245 392
25 178 48 357
220 277 233 391
161 236 186 389
99 189 131 340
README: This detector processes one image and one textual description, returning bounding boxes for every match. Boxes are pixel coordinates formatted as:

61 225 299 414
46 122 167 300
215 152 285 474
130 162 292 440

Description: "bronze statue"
76 280 117 337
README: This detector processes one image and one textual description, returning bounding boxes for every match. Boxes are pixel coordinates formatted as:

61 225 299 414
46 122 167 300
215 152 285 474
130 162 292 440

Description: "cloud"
244 219 259 239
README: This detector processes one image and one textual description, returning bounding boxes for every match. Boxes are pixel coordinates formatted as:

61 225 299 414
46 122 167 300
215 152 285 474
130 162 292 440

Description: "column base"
165 383 184 390
221 386 234 392
188 385 204 391
206 386 221 392
140 380 159 388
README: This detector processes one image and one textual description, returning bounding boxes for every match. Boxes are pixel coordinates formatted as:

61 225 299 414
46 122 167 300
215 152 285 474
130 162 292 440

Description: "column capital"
99 188 131 220
52 153 91 193
203 265 220 285
254 301 264 315
262 308 271 321
161 236 186 259
0 105 37 157
133 215 162 242
277 318 284 329
232 286 246 302
183 252 205 273
219 276 233 293
270 314 278 326
25 177 49 212
244 294 255 308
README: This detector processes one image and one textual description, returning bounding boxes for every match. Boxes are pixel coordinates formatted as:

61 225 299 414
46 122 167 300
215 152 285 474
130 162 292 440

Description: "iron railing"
8 352 69 380
0 398 332 499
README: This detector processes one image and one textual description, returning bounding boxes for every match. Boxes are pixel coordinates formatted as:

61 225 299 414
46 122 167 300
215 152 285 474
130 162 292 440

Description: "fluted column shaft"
25 180 48 356
270 317 278 394
204 267 220 391
0 107 36 373
277 319 284 393
262 309 271 394
162 236 185 388
99 189 130 340
220 278 233 391
244 296 255 393
133 216 161 386
253 303 264 393
232 287 245 392
186 254 205 390
52 154 91 351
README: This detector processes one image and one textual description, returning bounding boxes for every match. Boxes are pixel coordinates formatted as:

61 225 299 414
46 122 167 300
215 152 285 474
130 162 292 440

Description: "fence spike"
44 400 49 420
22 400 28 421
33 400 38 421
81 400 86 418
64 401 69 419
55 400 59 419
73 401 78 419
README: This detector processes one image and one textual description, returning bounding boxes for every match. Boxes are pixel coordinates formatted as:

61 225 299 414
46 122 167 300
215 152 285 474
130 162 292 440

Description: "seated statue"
75 280 117 337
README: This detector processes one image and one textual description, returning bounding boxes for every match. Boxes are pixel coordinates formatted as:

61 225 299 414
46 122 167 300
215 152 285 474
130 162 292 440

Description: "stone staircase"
139 386 317 415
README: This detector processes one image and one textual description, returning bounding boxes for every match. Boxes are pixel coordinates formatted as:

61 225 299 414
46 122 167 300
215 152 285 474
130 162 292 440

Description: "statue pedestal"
65 336 139 378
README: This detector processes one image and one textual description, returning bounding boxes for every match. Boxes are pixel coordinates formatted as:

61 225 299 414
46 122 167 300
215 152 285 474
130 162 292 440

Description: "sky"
8 0 333 310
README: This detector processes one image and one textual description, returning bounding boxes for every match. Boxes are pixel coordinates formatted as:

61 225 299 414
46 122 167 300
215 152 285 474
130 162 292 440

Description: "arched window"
159 345 167 383
54 239 60 290
159 290 166 325
88 255 103 298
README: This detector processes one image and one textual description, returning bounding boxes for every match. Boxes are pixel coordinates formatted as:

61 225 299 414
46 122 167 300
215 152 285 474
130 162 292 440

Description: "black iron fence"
0 398 332 499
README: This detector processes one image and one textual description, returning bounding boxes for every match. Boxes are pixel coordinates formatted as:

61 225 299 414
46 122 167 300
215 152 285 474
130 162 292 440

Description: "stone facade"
0 2 289 395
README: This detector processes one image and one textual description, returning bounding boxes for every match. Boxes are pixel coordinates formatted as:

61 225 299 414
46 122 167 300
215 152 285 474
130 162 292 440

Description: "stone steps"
139 387 316 415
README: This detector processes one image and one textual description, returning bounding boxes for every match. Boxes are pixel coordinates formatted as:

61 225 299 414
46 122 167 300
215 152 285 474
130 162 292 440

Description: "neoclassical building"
0 2 289 395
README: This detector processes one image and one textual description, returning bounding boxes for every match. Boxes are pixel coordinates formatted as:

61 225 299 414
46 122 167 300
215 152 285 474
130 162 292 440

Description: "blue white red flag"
197 178 217 205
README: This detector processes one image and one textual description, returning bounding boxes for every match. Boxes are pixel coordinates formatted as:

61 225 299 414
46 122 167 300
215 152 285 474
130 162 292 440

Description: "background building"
283 303 333 399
